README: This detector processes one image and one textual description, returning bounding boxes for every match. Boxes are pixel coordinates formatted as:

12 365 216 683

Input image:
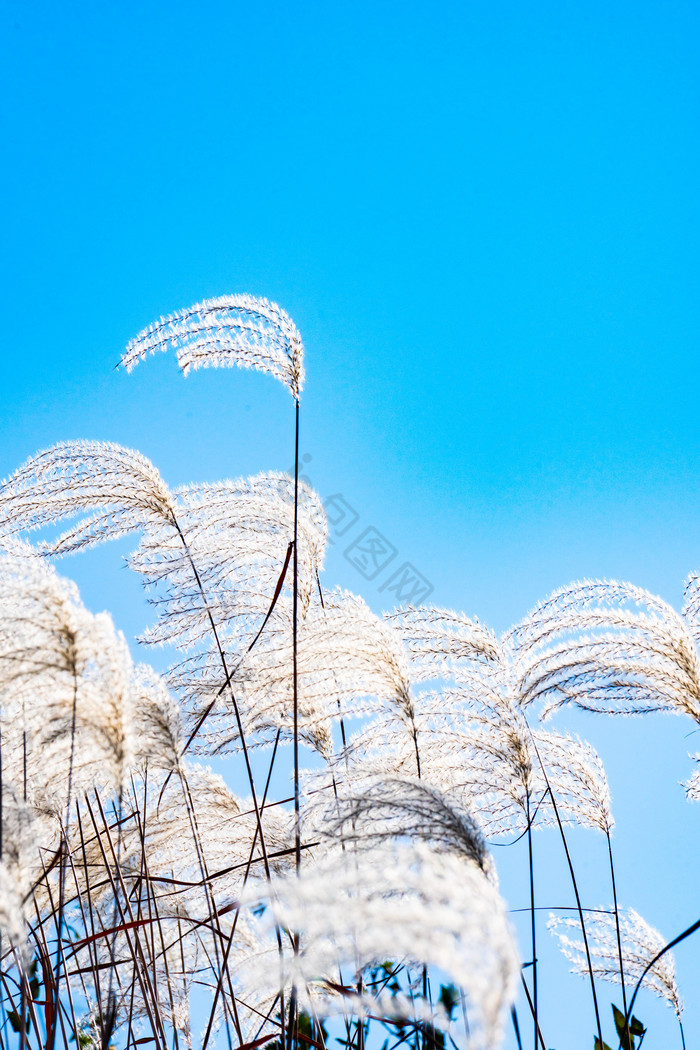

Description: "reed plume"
121 294 304 399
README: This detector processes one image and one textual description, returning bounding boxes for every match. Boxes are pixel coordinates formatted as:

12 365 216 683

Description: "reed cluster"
0 296 694 1050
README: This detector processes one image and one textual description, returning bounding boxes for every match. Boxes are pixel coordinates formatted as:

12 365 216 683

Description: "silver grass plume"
0 786 39 954
303 774 491 875
505 579 700 721
131 472 326 651
241 841 519 1050
178 588 409 757
0 441 176 555
386 606 499 683
534 729 613 834
0 554 134 813
121 294 304 399
310 709 612 839
548 907 683 1020
384 605 613 833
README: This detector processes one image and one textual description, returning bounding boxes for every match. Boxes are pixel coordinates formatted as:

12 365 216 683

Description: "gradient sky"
2 2 700 1046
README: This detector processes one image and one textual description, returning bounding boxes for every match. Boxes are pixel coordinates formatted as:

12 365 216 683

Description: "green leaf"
438 983 459 1021
611 1003 646 1048
593 1039 613 1050
612 1004 633 1049
630 1016 646 1038
612 1004 626 1033
423 1024 445 1050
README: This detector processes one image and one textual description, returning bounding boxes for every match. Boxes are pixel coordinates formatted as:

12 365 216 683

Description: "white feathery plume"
385 606 499 683
0 441 176 555
505 579 700 721
304 774 491 875
533 729 613 834
382 604 614 834
176 588 410 757
313 707 612 840
131 472 326 651
548 907 683 1020
0 786 39 954
131 666 185 773
241 841 519 1050
0 554 135 817
121 294 304 399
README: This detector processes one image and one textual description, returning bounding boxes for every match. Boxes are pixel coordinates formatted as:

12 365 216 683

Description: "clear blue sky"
2 2 700 1046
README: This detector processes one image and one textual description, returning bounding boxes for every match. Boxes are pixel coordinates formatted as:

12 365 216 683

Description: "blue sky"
2 1 700 1046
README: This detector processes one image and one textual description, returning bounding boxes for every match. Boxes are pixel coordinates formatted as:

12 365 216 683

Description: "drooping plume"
121 294 305 399
177 587 407 757
505 579 700 721
304 774 490 874
0 554 134 814
548 907 683 1020
0 440 176 555
386 605 499 683
242 841 519 1050
132 471 326 651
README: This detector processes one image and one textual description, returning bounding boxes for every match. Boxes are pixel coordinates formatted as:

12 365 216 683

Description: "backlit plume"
549 907 683 1021
121 293 305 398
0 292 694 1050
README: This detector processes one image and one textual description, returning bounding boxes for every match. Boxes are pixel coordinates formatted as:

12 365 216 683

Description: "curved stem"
619 915 700 1050
171 517 272 879
527 731 603 1049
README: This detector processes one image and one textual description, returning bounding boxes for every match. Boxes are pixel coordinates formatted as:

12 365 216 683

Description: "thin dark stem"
510 1007 523 1050
171 517 272 881
606 830 627 1023
525 791 537 1050
518 974 546 1050
528 731 604 1049
293 397 300 875
620 915 700 1050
